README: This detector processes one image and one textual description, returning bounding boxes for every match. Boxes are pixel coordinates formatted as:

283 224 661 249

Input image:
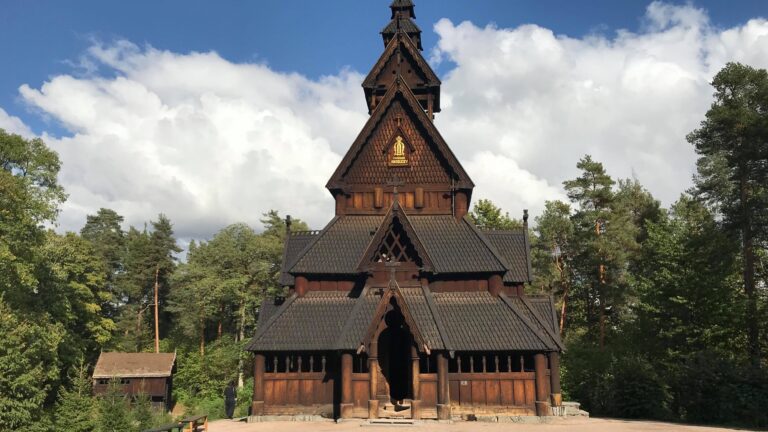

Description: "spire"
390 0 415 19
381 0 422 49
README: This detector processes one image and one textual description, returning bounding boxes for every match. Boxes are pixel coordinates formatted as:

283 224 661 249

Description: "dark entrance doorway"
377 305 412 402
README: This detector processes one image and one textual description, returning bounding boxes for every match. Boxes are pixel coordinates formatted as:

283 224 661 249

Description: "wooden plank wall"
263 372 334 407
93 377 167 398
448 372 537 408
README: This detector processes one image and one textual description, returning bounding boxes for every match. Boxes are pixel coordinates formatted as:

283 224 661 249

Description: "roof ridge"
461 216 511 272
498 293 558 351
286 216 341 274
334 286 371 350
518 295 564 351
362 30 439 88
420 283 453 353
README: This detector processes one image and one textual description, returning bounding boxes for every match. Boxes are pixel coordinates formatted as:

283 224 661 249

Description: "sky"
2 0 768 245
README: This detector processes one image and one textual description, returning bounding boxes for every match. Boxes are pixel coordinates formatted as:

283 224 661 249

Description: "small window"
120 378 130 385
97 379 109 385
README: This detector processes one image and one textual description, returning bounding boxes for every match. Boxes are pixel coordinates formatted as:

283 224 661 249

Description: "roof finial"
285 215 292 235
523 209 529 227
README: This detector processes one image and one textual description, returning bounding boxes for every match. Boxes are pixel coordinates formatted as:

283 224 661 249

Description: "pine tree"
55 361 96 432
96 380 132 432
132 392 153 432
469 199 523 230
688 62 768 367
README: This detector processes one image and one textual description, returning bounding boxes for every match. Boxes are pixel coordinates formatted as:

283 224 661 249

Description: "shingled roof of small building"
93 352 176 379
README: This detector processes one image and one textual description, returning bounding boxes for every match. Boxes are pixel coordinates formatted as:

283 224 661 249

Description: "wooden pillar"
251 354 265 416
436 352 450 420
411 346 421 420
335 193 346 215
341 352 353 419
488 274 503 297
368 342 379 419
549 352 562 407
295 276 308 297
454 191 468 220
534 353 551 416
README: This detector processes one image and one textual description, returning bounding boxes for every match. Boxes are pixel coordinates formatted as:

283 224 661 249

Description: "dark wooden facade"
247 0 563 420
93 352 176 410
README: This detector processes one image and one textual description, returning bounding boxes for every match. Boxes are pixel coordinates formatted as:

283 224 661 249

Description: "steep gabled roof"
362 31 440 90
361 278 430 353
356 202 435 272
326 77 473 191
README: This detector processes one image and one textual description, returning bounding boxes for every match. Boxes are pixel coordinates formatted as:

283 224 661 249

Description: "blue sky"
2 0 766 135
1 1 767 241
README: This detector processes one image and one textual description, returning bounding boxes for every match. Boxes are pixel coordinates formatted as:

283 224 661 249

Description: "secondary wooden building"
247 0 562 420
93 352 176 409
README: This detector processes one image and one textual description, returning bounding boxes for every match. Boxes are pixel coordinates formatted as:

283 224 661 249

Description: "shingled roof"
93 352 176 379
279 231 320 285
284 213 517 279
327 78 473 191
482 229 532 283
247 285 560 352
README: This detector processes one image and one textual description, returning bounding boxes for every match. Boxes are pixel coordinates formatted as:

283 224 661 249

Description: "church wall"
261 352 338 416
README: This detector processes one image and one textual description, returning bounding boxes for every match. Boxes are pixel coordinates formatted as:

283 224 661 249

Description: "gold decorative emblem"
389 136 408 166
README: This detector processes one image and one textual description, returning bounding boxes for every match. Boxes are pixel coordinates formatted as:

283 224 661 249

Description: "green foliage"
469 198 522 230
688 62 768 366
0 299 64 430
54 362 96 432
132 393 153 432
96 381 131 432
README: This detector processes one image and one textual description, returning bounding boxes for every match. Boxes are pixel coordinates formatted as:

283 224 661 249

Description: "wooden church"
247 0 563 420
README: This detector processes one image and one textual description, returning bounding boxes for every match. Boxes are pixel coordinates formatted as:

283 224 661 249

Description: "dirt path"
208 418 754 432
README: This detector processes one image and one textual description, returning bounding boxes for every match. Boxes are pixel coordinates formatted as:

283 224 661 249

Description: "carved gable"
341 97 452 185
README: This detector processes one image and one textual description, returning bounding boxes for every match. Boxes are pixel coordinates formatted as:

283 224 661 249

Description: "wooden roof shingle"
93 352 176 379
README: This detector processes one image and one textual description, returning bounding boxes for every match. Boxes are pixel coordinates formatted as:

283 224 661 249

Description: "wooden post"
295 276 308 297
411 346 421 420
549 352 562 407
534 353 551 416
341 352 353 419
252 354 265 416
488 274 503 297
368 341 379 419
436 352 450 420
153 266 160 353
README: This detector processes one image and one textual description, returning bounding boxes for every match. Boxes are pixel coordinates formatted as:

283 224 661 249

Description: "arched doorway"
377 304 412 403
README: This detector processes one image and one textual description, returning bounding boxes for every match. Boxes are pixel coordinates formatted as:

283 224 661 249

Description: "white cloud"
432 1 768 217
0 107 34 137
5 2 768 242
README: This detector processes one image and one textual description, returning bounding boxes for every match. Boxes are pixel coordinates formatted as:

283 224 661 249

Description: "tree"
55 361 96 432
532 200 575 334
96 380 132 432
469 199 523 230
562 155 639 348
81 208 126 318
688 62 768 367
0 298 64 430
0 128 66 313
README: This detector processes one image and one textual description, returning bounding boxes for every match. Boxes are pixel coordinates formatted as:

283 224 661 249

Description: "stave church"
247 0 563 420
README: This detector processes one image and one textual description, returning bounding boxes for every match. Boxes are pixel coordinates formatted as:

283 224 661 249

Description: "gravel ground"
207 418 755 432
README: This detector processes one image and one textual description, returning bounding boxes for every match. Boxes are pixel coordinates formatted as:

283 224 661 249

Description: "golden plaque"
389 136 408 166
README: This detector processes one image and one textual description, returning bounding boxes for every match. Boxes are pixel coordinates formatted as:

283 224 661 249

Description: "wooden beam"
252 354 265 415
488 274 503 297
411 346 421 420
341 353 353 419
534 353 551 416
549 352 562 407
436 352 450 420
295 276 308 297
